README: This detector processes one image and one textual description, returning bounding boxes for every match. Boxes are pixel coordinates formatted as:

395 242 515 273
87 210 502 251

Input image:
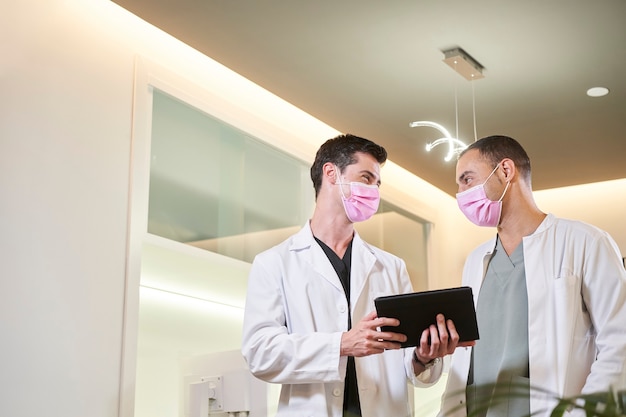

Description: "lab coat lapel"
290 222 344 293
310 241 345 292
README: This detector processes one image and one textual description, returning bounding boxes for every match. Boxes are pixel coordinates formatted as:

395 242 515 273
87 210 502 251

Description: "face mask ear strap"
333 164 341 185
498 180 511 202
333 164 350 199
485 163 501 183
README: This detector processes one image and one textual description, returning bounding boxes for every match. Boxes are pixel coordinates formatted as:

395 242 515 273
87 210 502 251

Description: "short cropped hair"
460 135 532 184
310 134 387 198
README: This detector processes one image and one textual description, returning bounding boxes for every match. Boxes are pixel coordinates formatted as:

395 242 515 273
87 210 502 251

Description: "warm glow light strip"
140 285 245 314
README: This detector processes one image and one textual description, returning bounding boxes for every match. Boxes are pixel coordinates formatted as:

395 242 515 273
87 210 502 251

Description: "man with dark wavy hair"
243 134 467 417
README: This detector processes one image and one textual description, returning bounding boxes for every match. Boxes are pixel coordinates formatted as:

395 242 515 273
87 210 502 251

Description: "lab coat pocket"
550 273 580 362
552 273 579 322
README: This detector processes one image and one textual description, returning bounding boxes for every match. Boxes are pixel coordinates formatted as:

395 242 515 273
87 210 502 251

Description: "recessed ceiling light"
586 87 609 97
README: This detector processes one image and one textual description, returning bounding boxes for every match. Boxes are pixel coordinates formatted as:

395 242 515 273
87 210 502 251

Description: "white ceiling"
113 0 626 195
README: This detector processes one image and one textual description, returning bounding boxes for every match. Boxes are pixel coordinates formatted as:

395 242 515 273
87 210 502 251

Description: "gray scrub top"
466 237 530 417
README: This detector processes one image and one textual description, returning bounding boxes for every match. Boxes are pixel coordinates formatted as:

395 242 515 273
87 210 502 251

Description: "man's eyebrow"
361 169 381 186
457 170 473 183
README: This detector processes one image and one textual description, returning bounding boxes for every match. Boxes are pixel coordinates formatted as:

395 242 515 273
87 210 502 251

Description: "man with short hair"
440 135 626 417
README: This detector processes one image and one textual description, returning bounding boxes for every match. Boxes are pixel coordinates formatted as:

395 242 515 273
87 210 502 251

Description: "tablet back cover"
374 286 479 347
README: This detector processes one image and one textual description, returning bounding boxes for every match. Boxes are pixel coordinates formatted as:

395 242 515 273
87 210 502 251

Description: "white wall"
1 2 135 417
2 1 624 417
535 178 626 256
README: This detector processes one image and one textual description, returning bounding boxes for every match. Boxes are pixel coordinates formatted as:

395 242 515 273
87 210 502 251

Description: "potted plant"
550 389 625 417
447 384 626 417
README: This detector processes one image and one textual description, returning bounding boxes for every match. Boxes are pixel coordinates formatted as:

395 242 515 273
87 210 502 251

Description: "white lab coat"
440 214 626 417
242 222 442 417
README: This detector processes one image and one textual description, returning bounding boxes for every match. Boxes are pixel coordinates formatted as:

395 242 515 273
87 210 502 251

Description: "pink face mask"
456 164 510 227
335 166 380 223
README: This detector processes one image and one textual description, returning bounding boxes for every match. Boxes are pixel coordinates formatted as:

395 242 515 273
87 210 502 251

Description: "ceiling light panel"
442 47 485 81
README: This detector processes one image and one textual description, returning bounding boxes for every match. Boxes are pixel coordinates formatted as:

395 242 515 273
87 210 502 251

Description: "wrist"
413 350 441 369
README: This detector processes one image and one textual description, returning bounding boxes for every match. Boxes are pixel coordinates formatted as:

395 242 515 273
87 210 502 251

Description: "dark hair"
460 135 532 184
310 134 387 198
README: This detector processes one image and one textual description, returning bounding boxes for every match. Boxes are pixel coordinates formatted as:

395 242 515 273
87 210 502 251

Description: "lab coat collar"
289 221 375 256
480 213 556 259
523 213 555 241
288 221 377 301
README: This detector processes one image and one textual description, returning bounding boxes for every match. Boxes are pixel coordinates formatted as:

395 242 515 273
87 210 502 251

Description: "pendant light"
410 47 485 161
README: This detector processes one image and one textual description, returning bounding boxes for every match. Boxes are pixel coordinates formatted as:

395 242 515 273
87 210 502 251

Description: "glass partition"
148 89 313 262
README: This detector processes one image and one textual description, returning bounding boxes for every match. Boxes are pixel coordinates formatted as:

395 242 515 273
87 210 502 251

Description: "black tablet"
374 286 479 347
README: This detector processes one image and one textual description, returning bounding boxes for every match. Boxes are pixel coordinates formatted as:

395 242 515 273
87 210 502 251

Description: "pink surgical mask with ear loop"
335 166 380 223
456 163 510 227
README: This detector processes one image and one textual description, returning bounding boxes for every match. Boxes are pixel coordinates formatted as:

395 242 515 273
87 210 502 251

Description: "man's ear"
500 158 516 182
323 162 338 185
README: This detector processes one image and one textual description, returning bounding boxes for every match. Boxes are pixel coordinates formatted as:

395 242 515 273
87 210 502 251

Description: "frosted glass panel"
148 90 313 262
